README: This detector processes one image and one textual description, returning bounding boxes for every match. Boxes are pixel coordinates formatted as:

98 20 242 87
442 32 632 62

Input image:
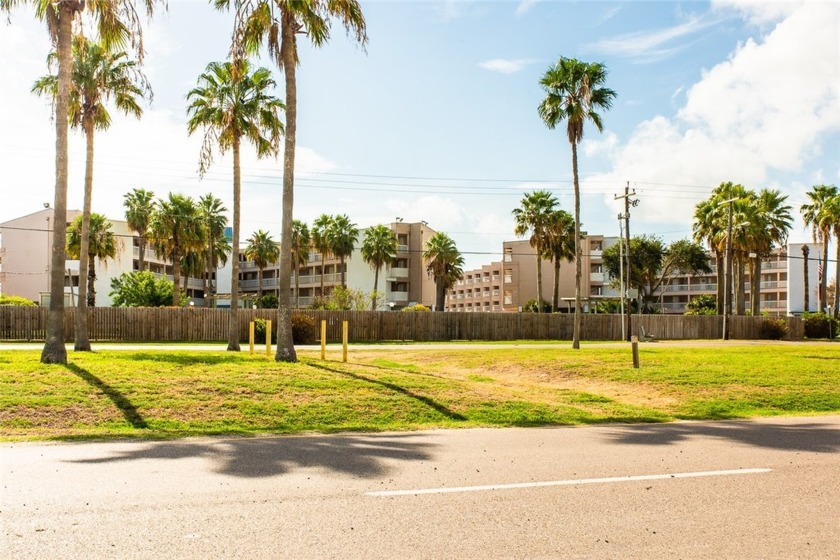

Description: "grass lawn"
1 342 838 441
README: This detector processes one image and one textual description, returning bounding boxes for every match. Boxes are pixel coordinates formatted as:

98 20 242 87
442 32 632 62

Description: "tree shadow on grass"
605 420 840 453
69 432 436 479
120 352 246 366
307 362 467 422
64 364 148 429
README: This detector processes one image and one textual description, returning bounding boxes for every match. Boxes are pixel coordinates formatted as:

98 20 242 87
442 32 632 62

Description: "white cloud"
477 58 536 74
711 0 799 25
599 6 622 24
589 2 840 228
583 132 618 158
587 14 719 62
515 0 540 17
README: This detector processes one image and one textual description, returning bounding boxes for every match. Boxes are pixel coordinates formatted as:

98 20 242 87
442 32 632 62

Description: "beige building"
0 207 204 305
447 236 620 312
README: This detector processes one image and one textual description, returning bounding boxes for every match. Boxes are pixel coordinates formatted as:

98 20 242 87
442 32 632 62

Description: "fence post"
342 320 348 363
249 321 255 355
631 335 640 369
321 320 327 360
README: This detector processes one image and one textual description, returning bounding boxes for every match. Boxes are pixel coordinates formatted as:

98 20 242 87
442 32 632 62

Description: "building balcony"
390 291 409 303
760 280 787 289
387 267 410 279
396 244 410 254
590 272 605 283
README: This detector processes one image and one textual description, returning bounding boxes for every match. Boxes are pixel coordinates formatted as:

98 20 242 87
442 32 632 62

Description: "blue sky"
1 1 838 269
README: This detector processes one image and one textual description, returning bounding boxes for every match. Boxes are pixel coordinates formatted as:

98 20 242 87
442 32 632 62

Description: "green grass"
0 342 838 441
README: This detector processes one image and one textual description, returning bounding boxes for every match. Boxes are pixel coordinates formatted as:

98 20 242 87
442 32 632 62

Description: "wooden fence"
0 307 804 342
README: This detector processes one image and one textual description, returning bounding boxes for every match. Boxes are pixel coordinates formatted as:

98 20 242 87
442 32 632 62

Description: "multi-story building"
446 236 621 312
0 207 204 305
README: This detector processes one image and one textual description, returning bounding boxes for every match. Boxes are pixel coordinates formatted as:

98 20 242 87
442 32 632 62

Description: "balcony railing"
397 244 410 253
590 272 605 283
390 291 409 302
387 267 410 279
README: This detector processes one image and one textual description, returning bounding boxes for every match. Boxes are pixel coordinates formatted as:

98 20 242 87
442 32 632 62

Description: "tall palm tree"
5 0 163 363
327 214 358 288
198 194 230 306
802 244 811 312
512 190 558 313
123 188 156 271
245 230 280 300
539 57 616 348
828 195 840 318
361 225 397 310
693 197 726 315
66 213 119 307
801 184 837 311
311 214 334 298
423 232 464 312
219 0 368 362
187 59 283 349
543 209 577 312
149 193 205 307
747 189 792 316
33 36 150 351
291 220 311 309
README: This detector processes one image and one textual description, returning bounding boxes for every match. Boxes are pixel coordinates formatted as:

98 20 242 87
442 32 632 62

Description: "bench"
639 325 657 342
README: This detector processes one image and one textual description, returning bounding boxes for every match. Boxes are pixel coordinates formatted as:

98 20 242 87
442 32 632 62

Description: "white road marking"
367 468 772 497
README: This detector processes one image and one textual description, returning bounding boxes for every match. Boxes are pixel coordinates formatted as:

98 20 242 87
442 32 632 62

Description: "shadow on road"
605 420 840 453
64 363 148 429
307 362 467 422
68 432 436 478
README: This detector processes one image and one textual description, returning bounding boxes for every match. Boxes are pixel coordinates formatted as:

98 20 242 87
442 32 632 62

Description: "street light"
718 197 738 340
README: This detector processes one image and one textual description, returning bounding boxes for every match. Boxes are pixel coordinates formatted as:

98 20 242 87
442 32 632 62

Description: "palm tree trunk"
736 254 747 316
74 119 95 351
436 280 446 312
172 248 181 307
570 141 582 349
41 7 73 365
552 259 560 312
87 256 96 307
535 251 542 313
275 15 297 362
319 259 325 298
340 256 346 288
139 234 147 271
258 267 264 299
802 245 810 312
372 266 379 311
227 136 241 350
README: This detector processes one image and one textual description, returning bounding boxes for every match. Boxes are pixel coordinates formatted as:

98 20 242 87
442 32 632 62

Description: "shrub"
109 271 173 307
758 318 788 340
251 315 319 345
803 312 836 339
255 294 278 309
685 294 717 316
291 314 318 344
523 299 551 313
401 304 430 312
310 286 372 311
0 295 37 307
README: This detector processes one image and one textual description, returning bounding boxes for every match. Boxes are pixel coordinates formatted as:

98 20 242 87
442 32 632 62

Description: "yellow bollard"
321 320 327 361
249 321 255 355
266 320 272 358
342 320 348 363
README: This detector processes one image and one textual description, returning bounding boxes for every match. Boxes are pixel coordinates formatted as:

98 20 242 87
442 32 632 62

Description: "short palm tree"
66 213 119 307
187 59 283 349
801 184 838 312
311 214 334 298
513 190 558 313
198 194 230 306
245 230 280 300
327 214 358 288
123 188 156 271
423 232 464 312
291 220 311 309
361 225 398 310
5 0 164 364
217 0 368 362
33 36 150 351
539 57 616 348
543 209 577 312
149 193 205 307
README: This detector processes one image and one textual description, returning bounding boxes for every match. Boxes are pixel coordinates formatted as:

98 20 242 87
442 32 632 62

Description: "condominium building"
446 236 621 312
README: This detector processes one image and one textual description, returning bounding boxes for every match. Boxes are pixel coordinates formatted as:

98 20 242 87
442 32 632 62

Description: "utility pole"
615 182 638 341
717 196 737 341
617 215 625 341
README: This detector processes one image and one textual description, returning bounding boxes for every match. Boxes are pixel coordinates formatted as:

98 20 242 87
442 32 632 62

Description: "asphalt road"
3 416 839 559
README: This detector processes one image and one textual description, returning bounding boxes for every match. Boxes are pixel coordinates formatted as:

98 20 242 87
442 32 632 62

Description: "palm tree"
802 244 810 312
423 232 464 312
693 197 726 315
747 189 792 316
543 209 577 312
361 225 397 310
198 194 230 306
123 188 156 271
66 213 119 307
828 195 840 318
187 59 284 350
291 220 311 309
33 36 150 351
539 57 616 348
311 214 334 298
801 184 838 311
219 0 368 362
149 193 204 307
245 230 280 301
512 190 558 313
327 214 358 288
5 0 163 363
